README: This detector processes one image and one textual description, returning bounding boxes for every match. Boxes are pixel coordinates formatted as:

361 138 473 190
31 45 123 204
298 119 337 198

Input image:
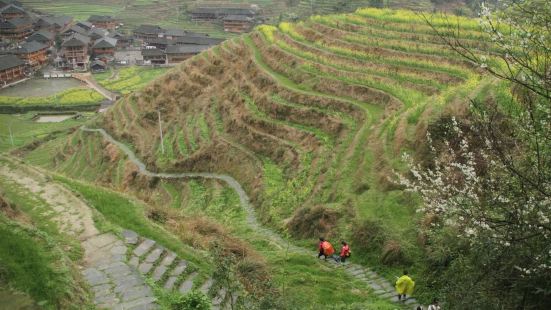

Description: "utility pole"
158 109 164 154
9 121 14 147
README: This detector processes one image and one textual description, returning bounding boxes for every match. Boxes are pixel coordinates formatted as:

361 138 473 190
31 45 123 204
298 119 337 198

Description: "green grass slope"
30 8 497 306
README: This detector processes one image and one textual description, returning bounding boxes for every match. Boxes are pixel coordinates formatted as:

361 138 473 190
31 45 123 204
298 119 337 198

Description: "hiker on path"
339 241 351 263
428 299 441 310
317 237 335 260
395 270 415 301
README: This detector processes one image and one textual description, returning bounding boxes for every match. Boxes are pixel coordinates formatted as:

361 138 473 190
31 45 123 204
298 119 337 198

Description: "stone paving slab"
171 260 187 276
139 262 154 274
160 251 177 266
129 256 139 268
122 230 139 245
179 273 197 294
145 247 164 264
121 285 153 302
134 239 156 257
200 278 214 295
152 265 168 281
164 276 178 290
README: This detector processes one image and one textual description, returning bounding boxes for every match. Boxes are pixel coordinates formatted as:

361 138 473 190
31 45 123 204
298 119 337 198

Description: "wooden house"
88 15 117 30
190 7 257 22
36 15 73 33
108 31 131 48
223 15 254 33
75 21 93 32
91 37 117 56
0 54 24 84
134 24 164 42
26 30 55 46
61 33 90 70
0 3 26 20
165 45 209 64
141 47 165 65
0 17 32 41
12 40 48 69
90 59 106 72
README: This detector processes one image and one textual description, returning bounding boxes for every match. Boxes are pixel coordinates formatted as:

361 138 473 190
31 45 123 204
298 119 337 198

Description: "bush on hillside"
169 291 210 310
286 205 340 239
350 219 386 254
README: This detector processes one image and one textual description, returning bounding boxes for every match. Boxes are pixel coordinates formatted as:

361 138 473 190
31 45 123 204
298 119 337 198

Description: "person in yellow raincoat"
395 270 415 301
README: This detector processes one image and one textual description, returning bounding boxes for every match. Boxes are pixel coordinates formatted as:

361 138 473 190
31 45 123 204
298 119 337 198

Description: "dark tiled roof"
90 59 106 67
164 28 185 37
191 7 256 16
14 40 47 53
134 24 165 35
76 21 93 30
0 16 31 29
173 35 223 46
92 37 117 49
39 15 73 28
0 0 22 8
62 24 88 36
165 44 209 54
88 15 114 23
223 14 253 22
27 30 55 42
0 54 24 71
62 33 91 47
141 48 165 57
145 37 170 45
0 4 25 15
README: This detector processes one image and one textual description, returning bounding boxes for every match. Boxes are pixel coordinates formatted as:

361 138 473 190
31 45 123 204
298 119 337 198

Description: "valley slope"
25 8 495 307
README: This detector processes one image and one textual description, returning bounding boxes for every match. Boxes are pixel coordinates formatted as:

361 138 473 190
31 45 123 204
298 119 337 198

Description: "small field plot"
93 66 169 95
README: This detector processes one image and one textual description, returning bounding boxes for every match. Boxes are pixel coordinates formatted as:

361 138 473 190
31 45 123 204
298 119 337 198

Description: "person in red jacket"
339 241 351 263
318 237 326 259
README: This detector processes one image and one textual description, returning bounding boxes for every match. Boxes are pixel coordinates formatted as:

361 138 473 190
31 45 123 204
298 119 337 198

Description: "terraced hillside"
30 8 497 307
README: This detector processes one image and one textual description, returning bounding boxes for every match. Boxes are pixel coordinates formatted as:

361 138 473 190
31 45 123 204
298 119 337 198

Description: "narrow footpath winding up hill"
22 8 497 308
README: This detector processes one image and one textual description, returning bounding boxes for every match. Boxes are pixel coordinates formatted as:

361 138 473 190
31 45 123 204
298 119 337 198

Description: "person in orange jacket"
339 241 351 263
317 237 335 260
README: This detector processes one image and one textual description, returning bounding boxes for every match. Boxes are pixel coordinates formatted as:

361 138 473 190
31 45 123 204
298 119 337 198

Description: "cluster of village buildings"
0 0 262 86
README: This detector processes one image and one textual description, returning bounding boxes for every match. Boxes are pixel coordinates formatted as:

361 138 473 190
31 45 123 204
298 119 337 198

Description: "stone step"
170 260 188 277
121 285 153 303
129 256 139 268
199 278 214 295
144 247 164 264
164 276 178 290
179 272 198 294
212 288 226 306
152 264 168 282
133 239 156 257
122 230 139 245
160 251 177 266
138 262 154 274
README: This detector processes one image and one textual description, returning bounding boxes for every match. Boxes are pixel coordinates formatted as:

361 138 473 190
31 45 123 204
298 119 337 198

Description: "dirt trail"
81 127 421 308
0 157 157 309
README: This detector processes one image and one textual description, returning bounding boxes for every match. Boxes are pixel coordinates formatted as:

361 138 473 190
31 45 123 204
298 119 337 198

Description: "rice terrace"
0 0 549 309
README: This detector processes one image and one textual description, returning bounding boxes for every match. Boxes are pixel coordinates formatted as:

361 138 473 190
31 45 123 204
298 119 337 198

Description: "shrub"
350 219 387 254
286 205 340 239
170 291 210 310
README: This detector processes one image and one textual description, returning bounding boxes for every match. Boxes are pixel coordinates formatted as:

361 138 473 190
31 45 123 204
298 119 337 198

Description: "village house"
91 37 117 58
0 3 26 20
172 35 224 47
0 0 22 9
35 15 73 33
223 15 254 33
108 31 131 48
90 59 106 72
88 15 117 30
134 24 164 42
87 27 109 44
75 21 93 32
61 33 90 70
12 40 48 69
141 47 165 65
144 37 171 50
0 16 32 41
0 54 25 85
165 45 209 64
26 30 55 46
190 7 257 22
61 24 88 39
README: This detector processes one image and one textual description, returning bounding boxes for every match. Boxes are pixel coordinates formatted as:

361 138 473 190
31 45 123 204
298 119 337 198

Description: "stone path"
122 230 230 309
81 127 423 308
0 157 157 310
73 72 117 101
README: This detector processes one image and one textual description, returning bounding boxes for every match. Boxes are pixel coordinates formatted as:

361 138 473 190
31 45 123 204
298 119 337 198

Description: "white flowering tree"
404 0 551 308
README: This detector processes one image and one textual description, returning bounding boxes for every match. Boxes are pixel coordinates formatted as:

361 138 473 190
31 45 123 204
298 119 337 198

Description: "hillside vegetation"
26 8 500 307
